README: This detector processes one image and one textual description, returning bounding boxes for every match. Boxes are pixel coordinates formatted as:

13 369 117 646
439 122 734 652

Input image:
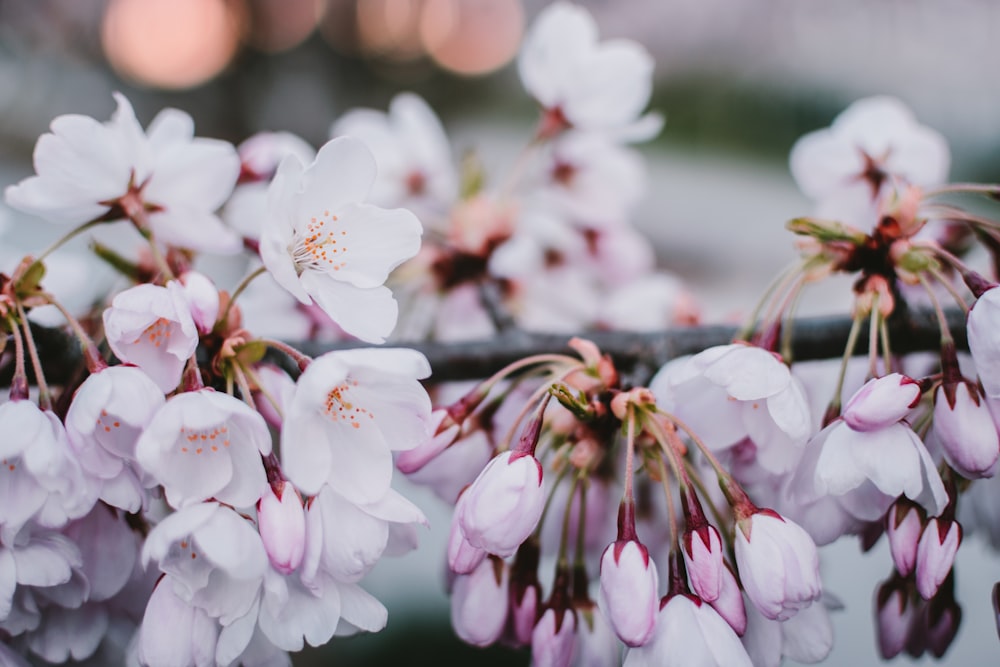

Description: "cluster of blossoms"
4 1 1000 666
0 73 435 666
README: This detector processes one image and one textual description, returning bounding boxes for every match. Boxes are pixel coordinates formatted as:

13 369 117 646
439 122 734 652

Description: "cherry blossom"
280 348 432 503
102 281 199 394
518 2 655 135
135 389 271 509
598 539 659 647
259 136 423 343
331 92 457 220
5 93 241 253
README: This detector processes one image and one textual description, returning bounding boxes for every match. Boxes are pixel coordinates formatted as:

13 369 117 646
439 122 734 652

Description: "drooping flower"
5 93 241 254
458 451 546 558
280 348 432 504
259 136 423 343
331 92 457 220
135 389 271 509
598 538 659 647
518 2 656 136
450 556 509 647
789 96 949 222
102 281 199 394
734 509 821 621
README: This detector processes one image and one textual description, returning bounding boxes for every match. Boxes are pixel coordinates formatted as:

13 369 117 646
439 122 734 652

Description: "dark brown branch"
2 308 967 388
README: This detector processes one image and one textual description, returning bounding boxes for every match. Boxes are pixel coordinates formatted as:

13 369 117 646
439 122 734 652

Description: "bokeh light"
247 0 324 53
102 0 244 89
356 0 426 62
420 0 523 76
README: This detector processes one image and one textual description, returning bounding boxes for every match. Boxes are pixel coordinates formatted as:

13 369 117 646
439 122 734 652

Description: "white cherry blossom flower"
519 2 656 135
5 93 241 254
332 92 457 220
280 348 432 503
135 389 271 509
650 344 812 475
102 281 199 394
259 136 423 343
789 96 949 223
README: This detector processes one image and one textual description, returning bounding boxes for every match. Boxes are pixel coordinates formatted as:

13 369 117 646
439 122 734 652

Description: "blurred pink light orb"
420 0 523 76
102 0 244 89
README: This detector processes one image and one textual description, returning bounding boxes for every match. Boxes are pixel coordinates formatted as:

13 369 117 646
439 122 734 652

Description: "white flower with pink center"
280 348 432 504
332 92 457 220
135 389 271 509
518 1 656 135
102 281 199 394
789 96 949 223
260 136 423 343
5 93 241 254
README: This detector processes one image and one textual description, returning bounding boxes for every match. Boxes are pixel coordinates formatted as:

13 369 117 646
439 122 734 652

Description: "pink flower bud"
599 539 659 647
448 499 487 574
933 382 1000 478
256 481 306 574
709 562 747 636
459 451 545 558
396 410 459 474
842 374 920 432
875 577 915 659
683 524 724 602
915 518 961 600
510 582 541 646
886 501 923 577
735 509 821 621
968 286 1000 398
179 271 220 335
531 607 576 667
451 557 509 647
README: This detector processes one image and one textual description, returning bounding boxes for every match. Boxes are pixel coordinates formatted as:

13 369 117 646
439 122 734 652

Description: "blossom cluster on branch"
2 2 1000 666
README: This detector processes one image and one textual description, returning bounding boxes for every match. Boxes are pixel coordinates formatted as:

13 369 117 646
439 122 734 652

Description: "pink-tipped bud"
968 286 1000 397
510 582 541 646
915 518 961 600
448 498 487 574
875 577 916 659
735 509 821 621
531 607 576 667
451 557 509 647
257 481 306 574
887 501 924 577
709 562 747 636
179 271 220 335
933 382 1000 478
842 374 921 432
683 524 725 602
598 539 659 647
459 451 545 558
397 409 460 474
992 583 1000 641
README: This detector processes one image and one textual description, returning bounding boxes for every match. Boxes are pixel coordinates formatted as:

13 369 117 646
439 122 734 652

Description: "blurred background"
2 0 1000 665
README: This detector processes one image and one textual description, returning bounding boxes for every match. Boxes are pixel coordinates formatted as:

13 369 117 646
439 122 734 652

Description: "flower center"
143 318 173 348
324 380 374 430
292 210 348 274
178 425 231 454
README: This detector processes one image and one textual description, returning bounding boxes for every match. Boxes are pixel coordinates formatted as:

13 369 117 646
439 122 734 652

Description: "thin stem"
828 314 865 417
34 217 106 264
868 299 881 379
16 302 51 410
736 259 807 342
926 265 970 315
218 266 267 330
880 315 893 376
919 273 954 346
924 182 1000 198
5 314 28 400
259 338 313 372
230 363 258 410
622 405 637 504
557 476 581 563
241 362 284 421
41 294 105 372
656 457 680 554
573 474 589 568
536 466 571 538
683 458 733 552
779 275 809 362
657 409 730 485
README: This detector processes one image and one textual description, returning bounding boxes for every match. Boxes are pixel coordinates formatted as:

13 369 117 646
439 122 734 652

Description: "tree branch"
2 308 966 388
